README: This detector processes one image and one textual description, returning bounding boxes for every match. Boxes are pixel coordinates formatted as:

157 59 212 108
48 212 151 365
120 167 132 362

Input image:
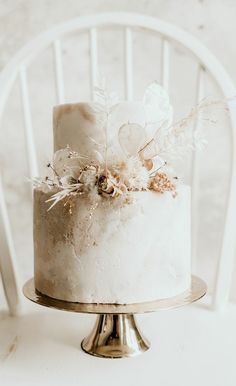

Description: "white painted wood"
89 27 98 100
191 65 205 272
213 96 236 309
19 65 39 179
0 13 235 311
124 27 133 100
53 39 65 104
0 173 20 316
161 38 170 90
0 13 235 96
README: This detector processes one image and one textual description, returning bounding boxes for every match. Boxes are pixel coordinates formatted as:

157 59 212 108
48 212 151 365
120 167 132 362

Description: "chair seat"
0 296 235 386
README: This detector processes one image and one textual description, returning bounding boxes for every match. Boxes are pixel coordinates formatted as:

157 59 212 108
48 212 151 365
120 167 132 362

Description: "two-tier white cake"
33 84 192 304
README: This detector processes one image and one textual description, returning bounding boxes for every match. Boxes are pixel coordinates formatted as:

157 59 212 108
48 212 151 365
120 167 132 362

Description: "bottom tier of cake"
34 185 191 304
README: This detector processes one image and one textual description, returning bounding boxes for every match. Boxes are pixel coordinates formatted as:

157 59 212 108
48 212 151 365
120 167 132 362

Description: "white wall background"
1 0 236 79
0 0 236 301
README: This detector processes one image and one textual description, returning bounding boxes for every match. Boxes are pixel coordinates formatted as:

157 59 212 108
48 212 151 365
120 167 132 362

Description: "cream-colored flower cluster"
38 146 173 210
34 144 177 210
33 81 212 210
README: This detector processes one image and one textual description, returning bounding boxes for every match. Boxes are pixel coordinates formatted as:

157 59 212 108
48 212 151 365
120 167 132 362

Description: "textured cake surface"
34 186 191 303
34 100 192 304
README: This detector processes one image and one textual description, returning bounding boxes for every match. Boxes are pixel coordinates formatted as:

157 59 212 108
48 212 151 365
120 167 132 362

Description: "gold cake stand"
23 275 206 359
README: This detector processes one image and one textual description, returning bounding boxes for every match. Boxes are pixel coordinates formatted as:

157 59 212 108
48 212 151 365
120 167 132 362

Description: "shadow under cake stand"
23 275 206 359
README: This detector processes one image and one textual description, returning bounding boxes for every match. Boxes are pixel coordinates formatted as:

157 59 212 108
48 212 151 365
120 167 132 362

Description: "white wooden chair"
0 12 236 386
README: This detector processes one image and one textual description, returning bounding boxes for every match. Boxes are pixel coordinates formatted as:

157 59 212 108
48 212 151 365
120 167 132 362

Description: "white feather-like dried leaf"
143 81 173 126
93 84 119 111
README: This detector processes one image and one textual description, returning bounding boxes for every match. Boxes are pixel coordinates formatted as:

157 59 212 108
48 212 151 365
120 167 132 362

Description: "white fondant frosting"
34 187 191 303
33 101 192 304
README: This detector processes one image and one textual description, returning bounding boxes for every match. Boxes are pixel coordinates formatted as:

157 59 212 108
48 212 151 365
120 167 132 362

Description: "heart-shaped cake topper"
118 122 146 156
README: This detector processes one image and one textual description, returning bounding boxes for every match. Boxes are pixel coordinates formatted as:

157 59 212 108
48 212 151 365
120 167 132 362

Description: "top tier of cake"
53 102 148 156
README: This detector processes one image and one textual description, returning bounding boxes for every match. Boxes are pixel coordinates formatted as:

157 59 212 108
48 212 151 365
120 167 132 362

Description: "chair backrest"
0 12 235 311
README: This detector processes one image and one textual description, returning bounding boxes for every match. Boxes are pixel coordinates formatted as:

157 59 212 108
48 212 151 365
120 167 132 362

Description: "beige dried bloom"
115 156 149 191
149 172 177 197
78 165 98 191
97 171 124 198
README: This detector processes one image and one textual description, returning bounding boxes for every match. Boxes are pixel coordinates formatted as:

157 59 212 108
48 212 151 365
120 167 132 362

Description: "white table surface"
0 293 236 386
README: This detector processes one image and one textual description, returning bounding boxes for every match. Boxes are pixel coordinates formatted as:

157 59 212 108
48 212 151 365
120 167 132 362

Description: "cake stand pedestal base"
23 276 207 359
81 314 149 358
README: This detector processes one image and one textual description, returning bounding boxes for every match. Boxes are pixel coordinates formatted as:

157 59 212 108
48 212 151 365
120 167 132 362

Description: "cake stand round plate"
23 275 207 359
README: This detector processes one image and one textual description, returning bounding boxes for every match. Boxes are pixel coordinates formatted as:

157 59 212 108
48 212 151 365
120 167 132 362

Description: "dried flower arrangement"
34 81 221 211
